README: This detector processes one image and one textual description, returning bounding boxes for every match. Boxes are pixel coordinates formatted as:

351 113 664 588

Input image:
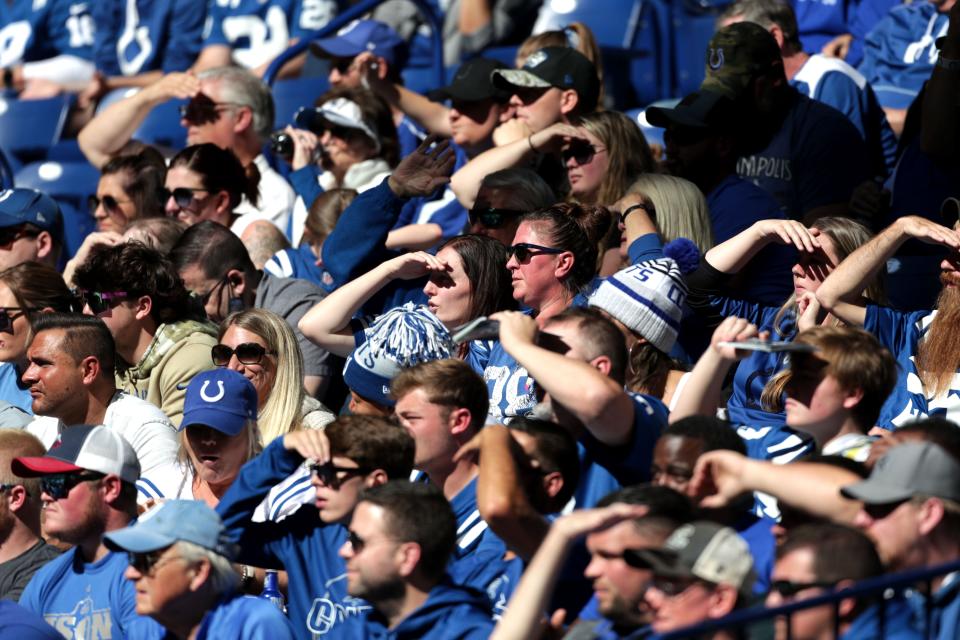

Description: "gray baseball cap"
841 441 960 505
624 521 755 595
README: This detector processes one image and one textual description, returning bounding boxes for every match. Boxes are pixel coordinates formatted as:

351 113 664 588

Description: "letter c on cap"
200 380 225 403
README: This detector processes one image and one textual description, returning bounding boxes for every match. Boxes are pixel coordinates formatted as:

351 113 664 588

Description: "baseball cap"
181 369 258 436
309 19 406 66
625 521 756 595
428 58 511 103
104 499 238 558
645 89 741 133
492 47 600 112
12 424 140 484
0 188 63 239
701 22 784 99
841 442 960 505
294 98 381 153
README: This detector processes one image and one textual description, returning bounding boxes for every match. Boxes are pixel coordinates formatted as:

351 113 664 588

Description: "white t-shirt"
232 154 296 238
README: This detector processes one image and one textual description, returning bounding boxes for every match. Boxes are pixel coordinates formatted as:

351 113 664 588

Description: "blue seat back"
15 160 100 259
273 76 329 129
672 0 732 97
132 99 187 150
0 96 71 163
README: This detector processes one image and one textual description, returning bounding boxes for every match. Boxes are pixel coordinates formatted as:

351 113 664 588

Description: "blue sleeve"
627 233 664 264
580 394 667 486
288 165 323 210
164 0 206 72
321 178 407 292
236 599 298 639
202 1 228 46
863 304 919 353
407 188 468 240
848 0 902 68
813 72 866 137
91 1 121 74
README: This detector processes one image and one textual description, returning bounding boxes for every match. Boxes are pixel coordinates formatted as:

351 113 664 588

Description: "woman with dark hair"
90 147 167 233
300 234 515 358
0 263 78 412
164 143 260 228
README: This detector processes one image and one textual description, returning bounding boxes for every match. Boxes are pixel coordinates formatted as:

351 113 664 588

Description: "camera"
269 131 294 161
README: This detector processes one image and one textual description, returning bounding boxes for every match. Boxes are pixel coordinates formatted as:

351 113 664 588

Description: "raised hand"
753 219 822 253
710 316 763 360
388 135 456 198
528 122 587 155
688 450 750 508
492 310 539 351
384 251 451 280
284 126 320 171
283 429 331 465
141 71 201 104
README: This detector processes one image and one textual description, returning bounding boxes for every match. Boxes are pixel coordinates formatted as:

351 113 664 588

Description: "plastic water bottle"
260 570 287 614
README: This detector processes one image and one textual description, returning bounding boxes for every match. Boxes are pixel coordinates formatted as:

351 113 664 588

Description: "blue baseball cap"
180 369 257 436
104 500 238 559
0 188 63 239
309 19 406 66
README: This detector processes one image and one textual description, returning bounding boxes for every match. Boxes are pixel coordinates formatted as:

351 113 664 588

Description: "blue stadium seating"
132 98 187 150
273 76 329 129
0 95 72 164
15 160 100 259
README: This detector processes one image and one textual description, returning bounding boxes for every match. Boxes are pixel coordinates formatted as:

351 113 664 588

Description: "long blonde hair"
625 174 714 254
572 111 655 206
219 308 306 444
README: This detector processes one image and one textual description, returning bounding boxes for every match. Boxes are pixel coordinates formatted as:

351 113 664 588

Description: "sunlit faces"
852 499 924 571
449 98 501 150
339 501 405 600
327 56 363 89
650 435 705 495
509 86 564 134
506 222 567 309
583 520 660 627
767 547 836 640
217 326 277 409
125 545 193 619
792 232 841 296
164 166 223 226
783 361 854 443
22 329 85 418
394 388 457 475
178 263 230 323
310 455 371 524
644 577 724 632
183 424 250 489
319 126 376 177
39 471 104 543
564 128 609 204
182 79 247 149
0 281 33 366
92 172 137 234
422 247 473 329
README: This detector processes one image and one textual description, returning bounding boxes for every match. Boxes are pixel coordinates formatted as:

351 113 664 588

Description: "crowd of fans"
1 0 960 638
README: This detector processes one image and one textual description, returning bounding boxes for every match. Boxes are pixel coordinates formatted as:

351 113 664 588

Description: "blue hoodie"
842 595 921 639
362 581 494 640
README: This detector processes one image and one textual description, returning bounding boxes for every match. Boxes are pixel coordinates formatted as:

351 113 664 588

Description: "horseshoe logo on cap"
709 48 724 70
200 380 225 403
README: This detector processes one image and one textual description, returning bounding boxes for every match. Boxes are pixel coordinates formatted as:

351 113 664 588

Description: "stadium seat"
0 95 72 164
273 76 329 129
132 98 187 150
671 0 733 97
15 160 100 259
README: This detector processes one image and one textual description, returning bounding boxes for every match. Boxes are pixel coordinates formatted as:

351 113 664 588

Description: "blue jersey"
737 423 814 465
0 0 93 67
791 53 898 178
363 581 494 640
216 438 371 639
860 2 949 108
203 0 336 69
792 0 852 55
265 243 325 286
92 0 204 76
0 361 32 414
735 91 867 221
124 592 297 639
866 305 960 429
846 0 901 68
474 341 538 425
19 547 139 640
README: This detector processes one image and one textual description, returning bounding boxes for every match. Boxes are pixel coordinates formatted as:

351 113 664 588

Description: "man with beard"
816 215 960 427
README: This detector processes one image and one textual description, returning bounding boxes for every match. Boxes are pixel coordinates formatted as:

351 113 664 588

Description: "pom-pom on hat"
343 303 455 407
588 258 688 353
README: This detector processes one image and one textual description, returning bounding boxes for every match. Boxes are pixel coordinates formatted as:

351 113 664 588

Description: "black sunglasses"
507 242 565 263
0 306 39 333
0 225 40 246
468 206 525 229
40 471 105 500
88 194 132 214
770 579 837 598
310 462 371 489
75 289 130 314
561 140 602 165
162 187 210 210
330 57 355 75
211 342 276 367
179 97 245 125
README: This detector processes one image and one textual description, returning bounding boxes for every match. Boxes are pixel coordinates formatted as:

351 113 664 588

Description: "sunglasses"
507 242 565 263
650 575 707 596
770 579 837 598
330 57 355 75
0 225 40 246
179 98 246 125
310 462 371 489
161 187 210 210
561 140 605 165
40 471 105 500
88 194 133 215
211 342 276 367
468 206 525 229
0 306 38 333
76 290 130 315
127 549 183 576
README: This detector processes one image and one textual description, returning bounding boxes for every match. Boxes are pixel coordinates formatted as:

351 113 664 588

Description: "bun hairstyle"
522 203 612 293
169 143 260 209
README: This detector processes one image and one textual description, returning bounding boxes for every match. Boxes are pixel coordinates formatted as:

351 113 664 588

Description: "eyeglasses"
0 483 20 493
0 225 40 246
196 276 231 306
310 462 371 489
507 242 565 263
40 471 105 500
468 206 525 229
770 579 837 599
161 187 211 210
329 57 355 75
75 289 130 315
127 549 183 576
179 97 247 125
346 529 395 553
561 140 605 165
88 195 133 215
0 306 39 333
211 342 276 366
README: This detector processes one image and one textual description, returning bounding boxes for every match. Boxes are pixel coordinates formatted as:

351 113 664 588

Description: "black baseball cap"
492 47 600 112
429 58 511 103
645 89 741 133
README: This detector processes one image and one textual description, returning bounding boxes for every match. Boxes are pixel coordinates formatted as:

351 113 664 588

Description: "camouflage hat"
701 22 783 99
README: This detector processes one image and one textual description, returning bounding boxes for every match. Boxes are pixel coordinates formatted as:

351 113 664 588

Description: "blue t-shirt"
92 0 203 76
865 305 960 429
792 0 852 54
203 0 336 69
859 1 949 108
124 592 297 639
0 0 93 67
791 53 898 179
216 439 371 639
0 362 32 414
735 90 867 221
19 547 139 639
